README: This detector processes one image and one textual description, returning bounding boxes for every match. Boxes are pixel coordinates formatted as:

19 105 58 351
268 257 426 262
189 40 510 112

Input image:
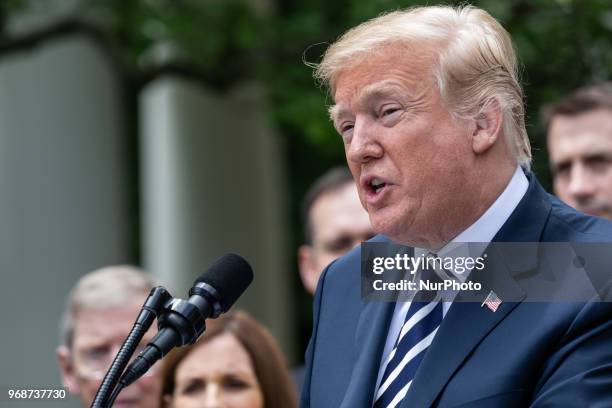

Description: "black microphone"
119 253 253 387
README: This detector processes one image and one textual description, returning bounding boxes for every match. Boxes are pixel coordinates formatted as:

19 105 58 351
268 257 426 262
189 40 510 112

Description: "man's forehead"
313 183 358 211
550 109 612 134
549 110 612 150
330 63 434 122
311 184 368 231
73 302 144 338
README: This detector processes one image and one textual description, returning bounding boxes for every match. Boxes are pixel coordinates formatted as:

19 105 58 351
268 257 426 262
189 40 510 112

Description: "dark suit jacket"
301 176 612 407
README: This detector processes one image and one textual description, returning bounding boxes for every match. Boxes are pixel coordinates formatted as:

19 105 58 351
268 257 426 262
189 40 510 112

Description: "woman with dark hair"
160 310 298 408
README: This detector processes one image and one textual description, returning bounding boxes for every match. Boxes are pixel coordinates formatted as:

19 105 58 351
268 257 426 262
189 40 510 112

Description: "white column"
0 34 130 398
140 77 294 358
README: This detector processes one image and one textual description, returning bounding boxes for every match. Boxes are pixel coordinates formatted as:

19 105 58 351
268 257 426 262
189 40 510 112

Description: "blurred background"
0 0 611 405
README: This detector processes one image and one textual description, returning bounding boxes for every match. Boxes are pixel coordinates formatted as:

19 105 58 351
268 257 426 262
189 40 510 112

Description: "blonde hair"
59 265 156 347
314 5 531 169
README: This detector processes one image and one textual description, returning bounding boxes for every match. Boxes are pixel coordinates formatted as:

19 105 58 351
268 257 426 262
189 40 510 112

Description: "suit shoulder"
323 235 389 284
546 194 612 242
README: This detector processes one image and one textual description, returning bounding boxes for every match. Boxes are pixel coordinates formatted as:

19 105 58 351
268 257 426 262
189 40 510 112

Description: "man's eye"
585 155 612 172
340 123 354 133
324 236 354 252
87 346 110 358
381 107 400 117
378 102 403 118
553 163 570 177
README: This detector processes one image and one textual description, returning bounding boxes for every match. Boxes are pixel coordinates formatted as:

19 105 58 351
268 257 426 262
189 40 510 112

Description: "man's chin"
373 222 437 248
371 217 411 245
580 207 612 220
600 213 612 221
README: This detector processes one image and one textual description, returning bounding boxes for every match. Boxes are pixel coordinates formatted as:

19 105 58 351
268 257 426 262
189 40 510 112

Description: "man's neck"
422 163 519 250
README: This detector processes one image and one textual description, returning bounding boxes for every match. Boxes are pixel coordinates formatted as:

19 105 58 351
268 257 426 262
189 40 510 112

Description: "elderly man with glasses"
56 266 162 408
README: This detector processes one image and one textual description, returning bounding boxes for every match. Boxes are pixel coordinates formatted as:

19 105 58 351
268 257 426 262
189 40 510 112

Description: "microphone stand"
90 286 172 408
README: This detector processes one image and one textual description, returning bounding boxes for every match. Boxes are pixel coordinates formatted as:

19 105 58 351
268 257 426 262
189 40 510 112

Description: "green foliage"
2 0 611 354
78 0 269 88
1 0 609 238
270 0 612 188
2 1 611 173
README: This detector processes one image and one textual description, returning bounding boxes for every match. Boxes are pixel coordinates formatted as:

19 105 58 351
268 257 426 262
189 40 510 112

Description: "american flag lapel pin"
481 290 502 312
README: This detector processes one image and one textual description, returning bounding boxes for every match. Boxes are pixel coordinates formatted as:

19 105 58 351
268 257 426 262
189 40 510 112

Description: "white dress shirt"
374 166 529 395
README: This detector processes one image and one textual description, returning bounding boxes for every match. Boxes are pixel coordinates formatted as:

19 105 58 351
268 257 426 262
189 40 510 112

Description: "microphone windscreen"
196 253 254 312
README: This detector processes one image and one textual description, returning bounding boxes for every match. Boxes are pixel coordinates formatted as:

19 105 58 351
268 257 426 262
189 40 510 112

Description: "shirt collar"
449 165 529 244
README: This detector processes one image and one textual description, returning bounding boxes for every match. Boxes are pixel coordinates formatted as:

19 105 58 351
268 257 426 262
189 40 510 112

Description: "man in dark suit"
302 5 612 407
544 83 612 220
294 166 373 390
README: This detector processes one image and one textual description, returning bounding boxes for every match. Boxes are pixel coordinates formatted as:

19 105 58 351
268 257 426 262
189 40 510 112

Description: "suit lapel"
401 174 552 407
402 249 527 407
340 300 395 407
491 173 551 245
339 236 409 406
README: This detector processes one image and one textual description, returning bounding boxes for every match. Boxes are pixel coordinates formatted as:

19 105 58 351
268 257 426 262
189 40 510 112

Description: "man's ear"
472 98 503 155
298 245 318 296
56 346 80 395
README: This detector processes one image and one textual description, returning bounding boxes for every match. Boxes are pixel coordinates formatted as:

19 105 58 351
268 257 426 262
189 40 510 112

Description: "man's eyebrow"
329 84 399 123
550 159 570 173
329 105 347 123
359 81 407 102
329 81 428 123
360 81 429 113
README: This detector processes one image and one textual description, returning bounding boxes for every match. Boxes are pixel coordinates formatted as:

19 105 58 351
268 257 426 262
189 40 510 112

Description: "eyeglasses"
73 343 160 380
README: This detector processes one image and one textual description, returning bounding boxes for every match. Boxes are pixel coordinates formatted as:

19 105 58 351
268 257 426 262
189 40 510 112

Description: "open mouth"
367 177 387 194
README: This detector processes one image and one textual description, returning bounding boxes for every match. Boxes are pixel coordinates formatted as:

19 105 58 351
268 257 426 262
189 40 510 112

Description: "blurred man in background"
294 166 373 389
56 266 162 408
298 166 373 295
545 82 612 219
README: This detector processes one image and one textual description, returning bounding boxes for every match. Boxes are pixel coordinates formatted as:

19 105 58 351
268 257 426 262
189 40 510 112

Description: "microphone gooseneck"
118 253 254 388
90 286 172 408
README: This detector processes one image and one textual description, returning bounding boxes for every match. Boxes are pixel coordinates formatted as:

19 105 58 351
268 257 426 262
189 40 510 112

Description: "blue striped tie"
373 269 443 407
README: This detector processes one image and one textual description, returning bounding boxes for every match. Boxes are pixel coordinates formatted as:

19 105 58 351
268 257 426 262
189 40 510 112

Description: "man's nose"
568 163 596 200
346 119 383 164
